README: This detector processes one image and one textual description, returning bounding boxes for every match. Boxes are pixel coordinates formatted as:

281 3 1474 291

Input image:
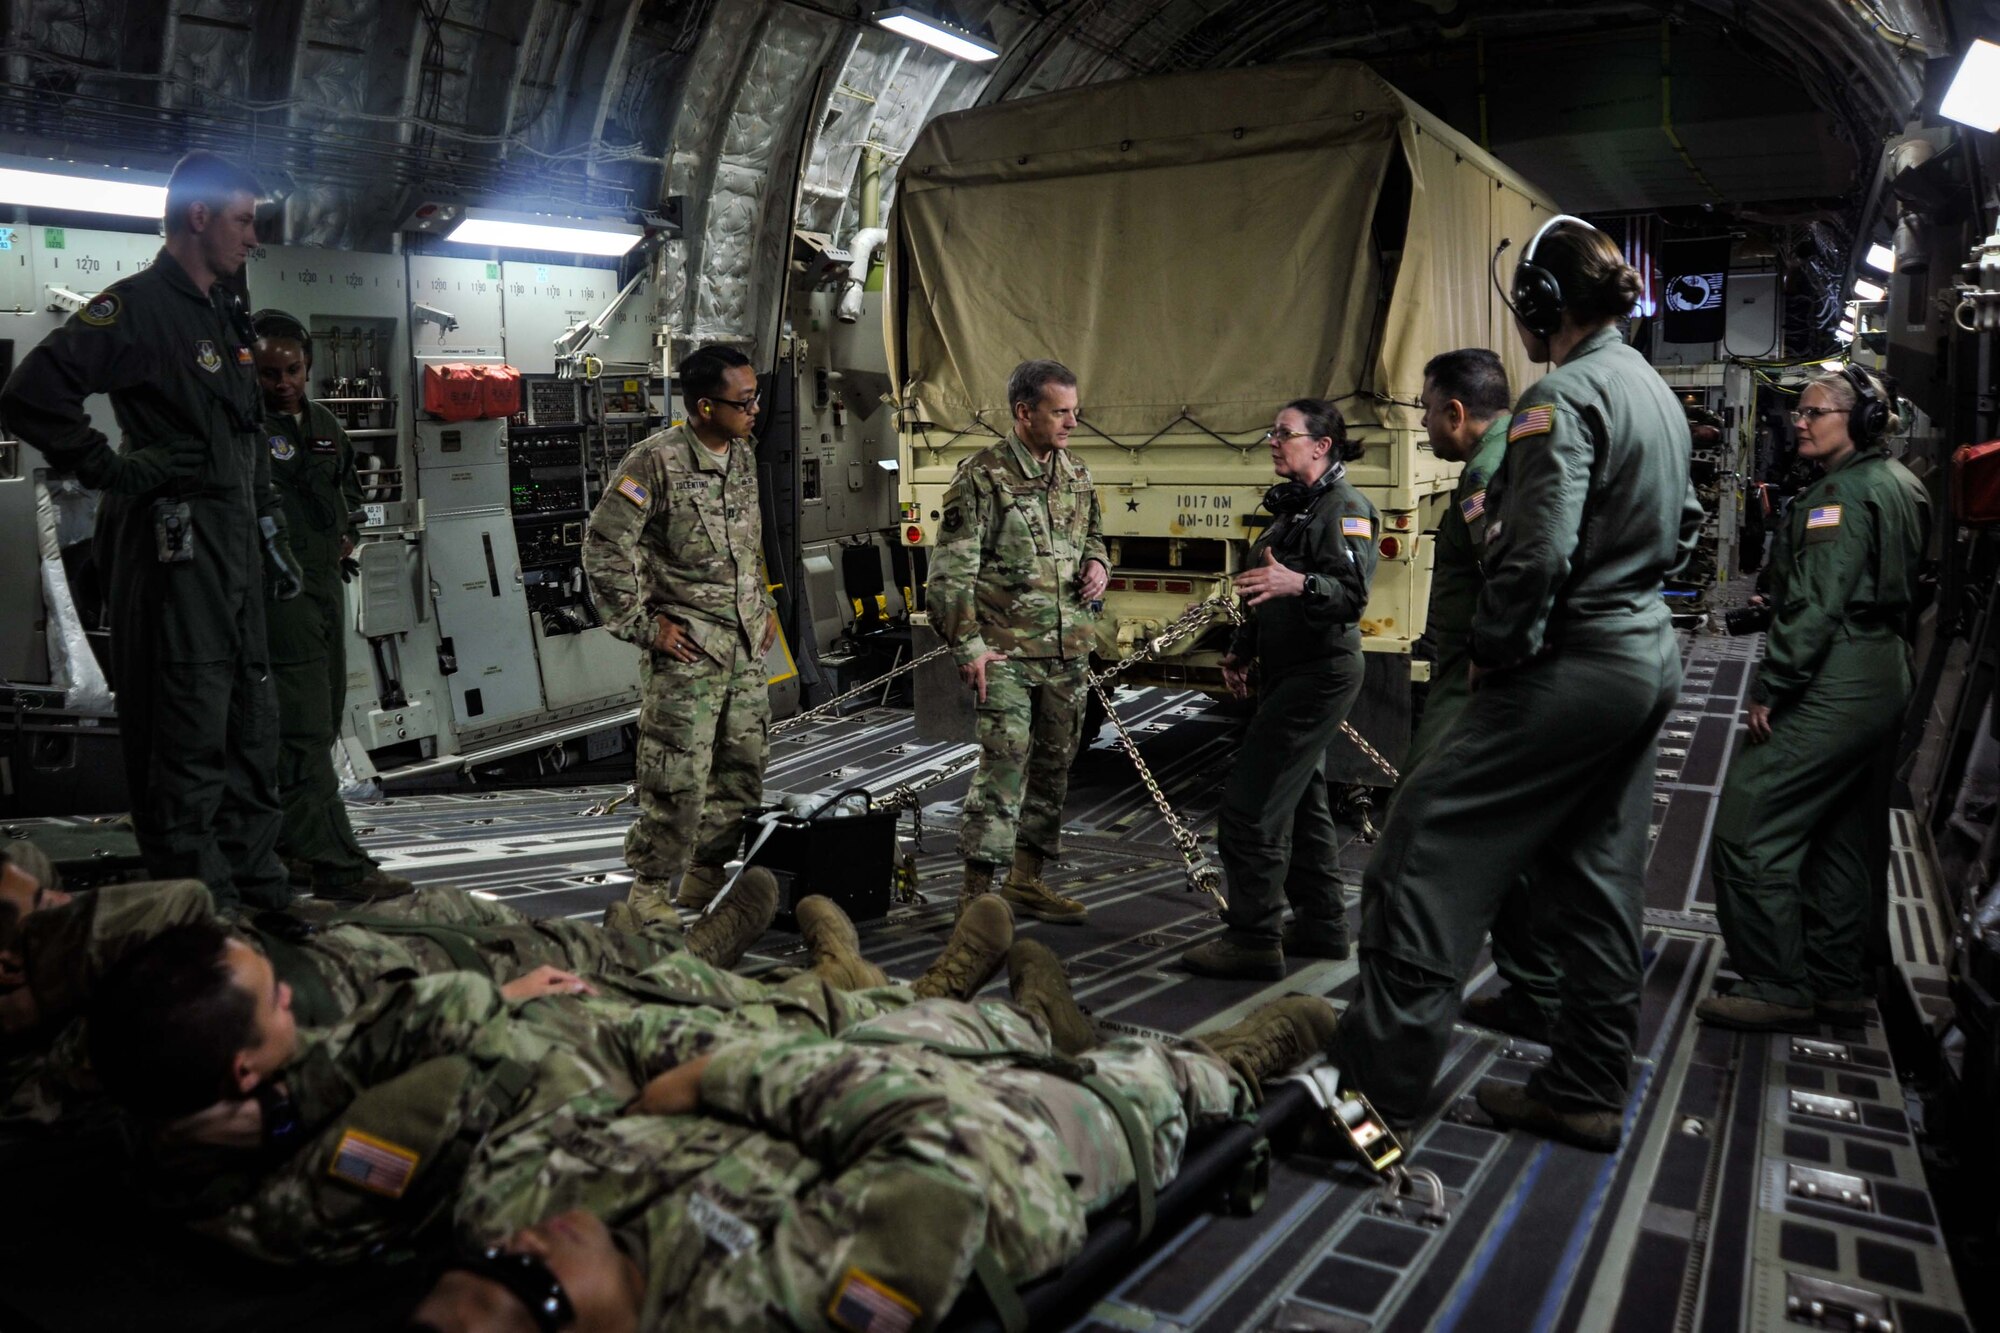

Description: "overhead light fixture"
1862 242 1895 273
444 207 642 257
0 158 166 219
1853 278 1886 302
1940 38 2000 132
873 6 1000 62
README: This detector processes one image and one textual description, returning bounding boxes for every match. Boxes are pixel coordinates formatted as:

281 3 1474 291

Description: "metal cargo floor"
0 634 1976 1332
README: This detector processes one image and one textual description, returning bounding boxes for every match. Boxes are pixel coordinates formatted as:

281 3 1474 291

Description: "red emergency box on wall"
478 364 522 419
422 363 485 422
1952 440 2000 525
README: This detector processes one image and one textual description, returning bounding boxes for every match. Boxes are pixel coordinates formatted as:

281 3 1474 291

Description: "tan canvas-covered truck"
886 60 1559 782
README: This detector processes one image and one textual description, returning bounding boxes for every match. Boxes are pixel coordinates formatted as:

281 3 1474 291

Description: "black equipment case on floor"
742 787 897 924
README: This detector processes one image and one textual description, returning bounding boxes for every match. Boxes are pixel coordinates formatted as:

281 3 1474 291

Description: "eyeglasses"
706 391 761 411
1789 406 1840 424
1264 428 1312 443
450 1246 575 1333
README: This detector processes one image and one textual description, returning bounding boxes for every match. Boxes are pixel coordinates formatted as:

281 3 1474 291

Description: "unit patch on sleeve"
1508 405 1555 441
826 1267 921 1333
616 475 651 507
326 1129 419 1198
1806 503 1843 530
942 505 963 534
1340 515 1374 539
1460 490 1486 521
78 292 121 327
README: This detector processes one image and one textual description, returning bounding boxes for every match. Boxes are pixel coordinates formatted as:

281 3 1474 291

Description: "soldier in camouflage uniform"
0 873 778 1125
583 344 779 923
927 360 1109 923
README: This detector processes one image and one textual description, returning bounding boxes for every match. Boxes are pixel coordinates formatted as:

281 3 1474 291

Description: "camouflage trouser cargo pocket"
625 636 771 880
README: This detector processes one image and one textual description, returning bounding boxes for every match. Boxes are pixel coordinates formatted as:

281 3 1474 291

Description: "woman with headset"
1327 217 1701 1151
1181 399 1377 980
1698 368 1930 1033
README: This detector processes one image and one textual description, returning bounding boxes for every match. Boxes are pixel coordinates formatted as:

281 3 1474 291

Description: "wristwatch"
1302 574 1329 602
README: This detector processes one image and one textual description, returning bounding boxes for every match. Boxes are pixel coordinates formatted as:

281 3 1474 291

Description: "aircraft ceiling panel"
406 255 507 359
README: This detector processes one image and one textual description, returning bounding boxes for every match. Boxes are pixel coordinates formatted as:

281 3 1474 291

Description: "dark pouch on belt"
152 498 194 563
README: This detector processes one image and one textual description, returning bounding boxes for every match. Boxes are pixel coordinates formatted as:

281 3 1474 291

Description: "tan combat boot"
796 895 890 990
1199 995 1340 1099
675 862 728 912
683 867 780 970
1475 1079 1621 1153
1006 939 1096 1056
615 875 682 933
1000 848 1087 925
912 895 1014 1000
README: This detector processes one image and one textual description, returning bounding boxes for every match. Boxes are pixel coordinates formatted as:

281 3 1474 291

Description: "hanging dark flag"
1660 238 1730 343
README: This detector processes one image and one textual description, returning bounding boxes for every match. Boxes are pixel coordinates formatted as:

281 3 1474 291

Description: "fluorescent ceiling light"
1853 278 1886 302
1863 242 1895 273
1941 38 2000 132
874 6 1000 62
0 162 166 219
445 208 641 257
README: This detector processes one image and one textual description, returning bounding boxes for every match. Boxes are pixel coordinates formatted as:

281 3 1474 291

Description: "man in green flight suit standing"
927 359 1110 923
1328 219 1702 1150
0 151 304 913
251 310 412 902
583 344 780 922
1410 348 1561 1044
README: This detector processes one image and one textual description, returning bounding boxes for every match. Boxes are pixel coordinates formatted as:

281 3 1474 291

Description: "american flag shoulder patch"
327 1128 419 1198
827 1267 920 1333
1460 489 1487 521
616 474 650 507
1806 503 1843 529
1508 405 1555 441
1341 515 1373 538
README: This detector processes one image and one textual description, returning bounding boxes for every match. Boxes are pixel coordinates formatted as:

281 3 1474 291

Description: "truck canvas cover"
888 61 1559 441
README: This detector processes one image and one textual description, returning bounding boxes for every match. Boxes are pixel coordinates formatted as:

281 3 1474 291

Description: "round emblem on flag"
269 435 296 461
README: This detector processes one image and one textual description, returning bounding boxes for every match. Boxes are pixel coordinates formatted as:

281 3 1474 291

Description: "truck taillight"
1379 536 1400 558
1164 579 1192 594
1106 577 1127 591
1131 579 1159 592
906 525 923 544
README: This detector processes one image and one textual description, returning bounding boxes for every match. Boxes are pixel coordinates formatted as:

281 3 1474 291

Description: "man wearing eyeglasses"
927 359 1110 923
583 344 781 928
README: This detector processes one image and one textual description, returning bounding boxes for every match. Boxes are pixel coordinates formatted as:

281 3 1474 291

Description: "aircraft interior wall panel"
405 255 507 357
0 473 42 682
0 227 37 313
412 420 510 515
529 620 642 713
497 261 656 374
424 510 546 730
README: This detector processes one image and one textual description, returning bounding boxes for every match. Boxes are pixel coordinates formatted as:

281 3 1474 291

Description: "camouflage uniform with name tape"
583 422 776 889
926 434 1108 870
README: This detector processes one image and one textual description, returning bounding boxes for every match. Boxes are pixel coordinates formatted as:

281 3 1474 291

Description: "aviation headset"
1840 363 1889 447
250 308 314 366
1496 213 1598 341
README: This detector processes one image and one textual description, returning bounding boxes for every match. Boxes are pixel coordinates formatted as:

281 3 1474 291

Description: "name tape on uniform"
1509 405 1555 441
1807 503 1843 529
1341 515 1374 538
686 1190 757 1257
327 1128 419 1198
1460 490 1486 521
827 1267 920 1333
616 475 650 507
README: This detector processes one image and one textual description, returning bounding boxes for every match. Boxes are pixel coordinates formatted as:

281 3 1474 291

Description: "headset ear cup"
1512 264 1564 340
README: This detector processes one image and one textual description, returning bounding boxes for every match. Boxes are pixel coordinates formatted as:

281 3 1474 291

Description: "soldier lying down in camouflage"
0 871 785 1125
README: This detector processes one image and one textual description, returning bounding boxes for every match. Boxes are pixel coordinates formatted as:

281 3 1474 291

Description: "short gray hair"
1007 359 1077 412
1806 368 1901 435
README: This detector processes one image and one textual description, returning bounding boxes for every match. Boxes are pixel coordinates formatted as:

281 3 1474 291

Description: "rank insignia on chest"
827 1267 921 1333
1508 405 1554 441
1341 515 1373 538
326 1128 419 1198
1460 490 1486 521
269 435 296 461
310 437 338 455
616 475 650 507
1806 503 1843 530
235 345 253 366
194 339 222 374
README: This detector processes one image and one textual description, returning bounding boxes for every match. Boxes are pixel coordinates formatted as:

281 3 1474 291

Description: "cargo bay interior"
2 1 1998 1330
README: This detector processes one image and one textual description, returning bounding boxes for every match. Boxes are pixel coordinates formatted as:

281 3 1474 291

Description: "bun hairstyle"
1532 222 1644 327
1282 397 1363 462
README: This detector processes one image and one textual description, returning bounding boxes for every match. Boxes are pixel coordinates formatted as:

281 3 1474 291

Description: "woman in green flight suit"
1699 367 1930 1032
1181 399 1378 981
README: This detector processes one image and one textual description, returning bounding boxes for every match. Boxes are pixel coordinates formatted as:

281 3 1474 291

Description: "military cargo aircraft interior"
2 1 1999 1330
